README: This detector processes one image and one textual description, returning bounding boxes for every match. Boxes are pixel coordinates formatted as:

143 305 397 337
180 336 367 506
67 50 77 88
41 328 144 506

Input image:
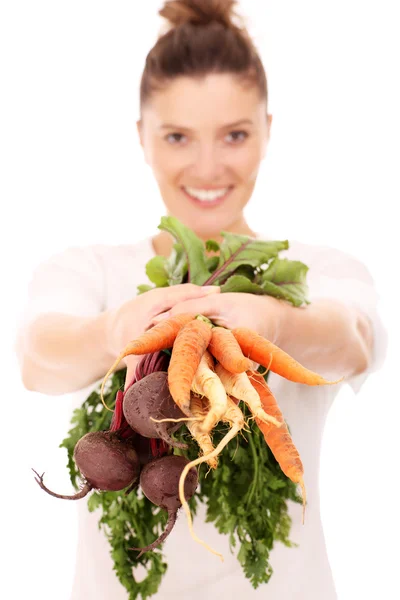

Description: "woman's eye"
225 130 249 144
165 133 186 144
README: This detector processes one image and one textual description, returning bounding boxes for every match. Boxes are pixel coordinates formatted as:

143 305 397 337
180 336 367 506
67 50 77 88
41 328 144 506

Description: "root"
178 425 242 561
32 469 92 500
149 416 201 424
154 424 189 450
130 510 177 557
299 477 307 524
100 353 125 412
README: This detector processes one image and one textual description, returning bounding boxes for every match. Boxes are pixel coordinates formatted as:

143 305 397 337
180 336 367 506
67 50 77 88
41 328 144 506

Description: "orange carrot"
208 326 253 373
232 327 343 386
168 317 213 416
248 370 306 522
100 313 196 408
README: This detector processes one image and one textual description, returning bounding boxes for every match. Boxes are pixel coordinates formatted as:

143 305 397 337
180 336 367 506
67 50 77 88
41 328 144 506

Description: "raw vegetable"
33 431 140 499
186 393 218 469
122 371 188 449
49 216 341 599
215 363 282 428
100 312 196 406
232 327 343 385
248 370 307 521
131 455 198 556
167 316 213 415
208 326 253 373
190 350 228 433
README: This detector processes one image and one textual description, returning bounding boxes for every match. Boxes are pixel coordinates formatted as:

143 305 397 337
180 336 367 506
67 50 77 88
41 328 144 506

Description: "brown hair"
139 0 268 111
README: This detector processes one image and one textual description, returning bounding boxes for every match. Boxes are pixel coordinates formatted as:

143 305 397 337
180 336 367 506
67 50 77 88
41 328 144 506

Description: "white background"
1 1 399 599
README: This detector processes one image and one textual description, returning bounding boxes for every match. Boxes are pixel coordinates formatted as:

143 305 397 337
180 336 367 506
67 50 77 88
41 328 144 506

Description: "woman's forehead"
142 73 265 129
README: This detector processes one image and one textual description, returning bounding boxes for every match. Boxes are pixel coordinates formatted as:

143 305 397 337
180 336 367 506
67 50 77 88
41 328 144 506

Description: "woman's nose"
191 144 224 182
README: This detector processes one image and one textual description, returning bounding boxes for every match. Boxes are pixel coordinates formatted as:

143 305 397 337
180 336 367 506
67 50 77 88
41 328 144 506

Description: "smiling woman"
14 1 387 600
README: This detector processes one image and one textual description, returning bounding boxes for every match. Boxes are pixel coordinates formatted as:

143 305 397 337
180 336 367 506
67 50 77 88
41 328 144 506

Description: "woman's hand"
151 292 287 343
104 284 220 386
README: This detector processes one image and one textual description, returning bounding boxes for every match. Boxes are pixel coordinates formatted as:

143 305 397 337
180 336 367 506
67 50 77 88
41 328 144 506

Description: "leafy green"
205 239 220 253
138 217 310 307
158 216 211 285
205 232 288 286
260 258 310 307
173 397 301 589
145 256 169 288
60 369 169 599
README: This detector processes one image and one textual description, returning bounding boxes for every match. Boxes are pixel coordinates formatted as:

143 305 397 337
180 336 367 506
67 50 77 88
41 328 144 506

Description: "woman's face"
138 73 271 238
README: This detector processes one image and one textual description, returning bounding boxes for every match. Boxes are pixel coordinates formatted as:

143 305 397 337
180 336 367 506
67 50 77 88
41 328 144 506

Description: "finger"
123 355 142 391
167 295 227 326
153 283 220 314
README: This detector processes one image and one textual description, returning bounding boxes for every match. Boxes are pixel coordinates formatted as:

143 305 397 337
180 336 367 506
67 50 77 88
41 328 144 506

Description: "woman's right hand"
105 283 220 383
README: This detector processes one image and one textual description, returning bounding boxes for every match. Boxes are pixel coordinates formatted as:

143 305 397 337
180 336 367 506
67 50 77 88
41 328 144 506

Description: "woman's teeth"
183 186 229 202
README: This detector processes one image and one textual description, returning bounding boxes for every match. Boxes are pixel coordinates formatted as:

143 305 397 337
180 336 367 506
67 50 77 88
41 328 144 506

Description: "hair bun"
159 0 238 29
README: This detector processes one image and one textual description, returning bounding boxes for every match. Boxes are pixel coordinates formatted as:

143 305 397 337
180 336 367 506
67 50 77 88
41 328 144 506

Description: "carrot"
215 363 282 428
191 350 228 433
232 327 344 386
100 313 196 409
208 327 253 373
222 395 246 430
187 394 218 470
178 395 245 560
167 316 213 416
248 370 306 523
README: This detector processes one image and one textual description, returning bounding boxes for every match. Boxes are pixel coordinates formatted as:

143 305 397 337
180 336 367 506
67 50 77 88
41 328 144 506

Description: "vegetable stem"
246 431 259 508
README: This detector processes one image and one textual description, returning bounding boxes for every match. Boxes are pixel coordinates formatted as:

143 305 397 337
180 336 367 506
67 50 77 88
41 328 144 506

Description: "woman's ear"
136 119 143 147
261 113 273 160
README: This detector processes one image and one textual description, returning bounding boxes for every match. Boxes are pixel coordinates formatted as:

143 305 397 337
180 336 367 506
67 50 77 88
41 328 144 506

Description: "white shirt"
19 235 387 600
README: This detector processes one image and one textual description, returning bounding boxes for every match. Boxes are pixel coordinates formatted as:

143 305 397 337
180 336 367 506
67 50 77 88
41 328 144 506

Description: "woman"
16 1 384 599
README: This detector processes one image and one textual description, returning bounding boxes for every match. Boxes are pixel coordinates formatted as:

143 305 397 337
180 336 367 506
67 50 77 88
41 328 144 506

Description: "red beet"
123 371 188 450
33 431 140 500
132 454 198 556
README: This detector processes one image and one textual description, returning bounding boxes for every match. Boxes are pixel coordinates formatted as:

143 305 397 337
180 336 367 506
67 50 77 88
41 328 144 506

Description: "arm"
275 298 374 380
156 292 374 381
16 284 220 395
16 311 116 395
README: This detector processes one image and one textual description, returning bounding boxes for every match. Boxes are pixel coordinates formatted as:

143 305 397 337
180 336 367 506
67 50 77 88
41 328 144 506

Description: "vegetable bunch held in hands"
99 311 342 556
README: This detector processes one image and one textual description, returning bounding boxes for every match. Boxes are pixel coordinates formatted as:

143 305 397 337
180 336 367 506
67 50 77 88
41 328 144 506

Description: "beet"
123 371 188 450
132 454 198 556
33 431 140 500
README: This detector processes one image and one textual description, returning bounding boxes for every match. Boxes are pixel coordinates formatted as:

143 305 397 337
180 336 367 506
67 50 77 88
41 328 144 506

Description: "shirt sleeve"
18 245 105 330
305 246 387 393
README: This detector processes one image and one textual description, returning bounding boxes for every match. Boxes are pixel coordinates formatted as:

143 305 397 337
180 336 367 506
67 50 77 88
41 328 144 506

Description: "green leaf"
158 216 211 284
260 258 310 307
164 243 188 285
145 256 169 287
136 284 154 295
206 255 219 273
220 275 266 295
205 239 220 252
205 233 288 285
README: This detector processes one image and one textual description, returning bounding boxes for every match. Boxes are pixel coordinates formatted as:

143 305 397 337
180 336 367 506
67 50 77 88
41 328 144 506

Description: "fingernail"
203 286 220 294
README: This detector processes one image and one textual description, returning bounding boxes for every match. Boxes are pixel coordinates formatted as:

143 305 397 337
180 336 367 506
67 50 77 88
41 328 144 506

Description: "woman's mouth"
181 185 233 207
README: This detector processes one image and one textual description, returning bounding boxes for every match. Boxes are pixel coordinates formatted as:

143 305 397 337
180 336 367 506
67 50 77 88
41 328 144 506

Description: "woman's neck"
151 216 256 257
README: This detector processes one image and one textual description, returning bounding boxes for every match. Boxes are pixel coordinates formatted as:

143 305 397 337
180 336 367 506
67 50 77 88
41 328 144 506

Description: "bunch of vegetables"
33 217 342 599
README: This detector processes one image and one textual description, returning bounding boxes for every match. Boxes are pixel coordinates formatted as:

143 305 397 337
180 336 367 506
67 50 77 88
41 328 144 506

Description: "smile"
182 186 233 206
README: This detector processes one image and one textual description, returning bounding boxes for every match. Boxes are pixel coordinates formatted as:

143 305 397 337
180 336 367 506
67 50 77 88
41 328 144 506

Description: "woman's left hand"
151 291 287 343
